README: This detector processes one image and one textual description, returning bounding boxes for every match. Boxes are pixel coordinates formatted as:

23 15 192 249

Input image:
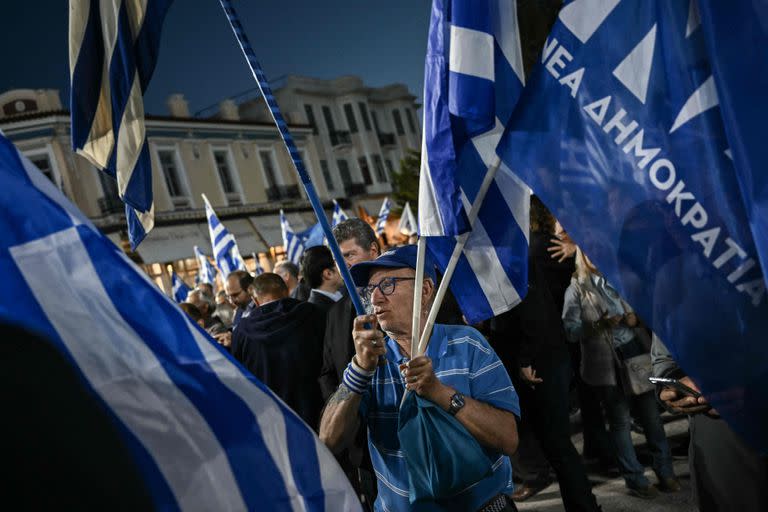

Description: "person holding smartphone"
651 335 768 511
563 249 679 499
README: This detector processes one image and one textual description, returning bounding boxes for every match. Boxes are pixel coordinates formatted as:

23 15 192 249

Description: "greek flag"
332 199 349 227
496 0 768 451
171 271 190 303
204 197 246 278
419 0 530 323
280 210 305 265
69 0 173 249
194 245 217 285
398 201 418 236
375 197 391 236
0 133 359 510
251 253 265 276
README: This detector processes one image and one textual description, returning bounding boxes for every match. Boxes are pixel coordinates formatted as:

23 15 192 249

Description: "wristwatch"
448 392 465 416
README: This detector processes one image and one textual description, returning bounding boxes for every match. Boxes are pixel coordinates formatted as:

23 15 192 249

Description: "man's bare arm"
404 356 519 456
429 385 518 456
319 384 363 454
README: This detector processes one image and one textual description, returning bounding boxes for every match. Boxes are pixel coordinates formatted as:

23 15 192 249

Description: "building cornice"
0 110 312 134
92 198 332 233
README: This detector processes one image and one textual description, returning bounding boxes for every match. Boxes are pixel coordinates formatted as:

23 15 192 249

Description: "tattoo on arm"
327 383 356 406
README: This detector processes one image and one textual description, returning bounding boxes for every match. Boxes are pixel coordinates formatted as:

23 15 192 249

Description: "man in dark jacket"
303 246 343 313
232 273 325 429
319 218 380 508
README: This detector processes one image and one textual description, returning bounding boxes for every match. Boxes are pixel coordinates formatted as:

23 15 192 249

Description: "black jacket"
490 232 571 369
308 289 338 314
232 298 325 429
318 295 355 401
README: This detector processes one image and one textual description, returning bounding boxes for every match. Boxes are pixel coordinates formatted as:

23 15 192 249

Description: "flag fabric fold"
194 245 218 285
204 198 246 278
332 199 349 227
69 0 173 248
0 132 360 510
419 0 530 323
496 0 768 451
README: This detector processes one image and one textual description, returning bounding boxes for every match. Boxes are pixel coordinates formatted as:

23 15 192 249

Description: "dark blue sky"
0 1 430 115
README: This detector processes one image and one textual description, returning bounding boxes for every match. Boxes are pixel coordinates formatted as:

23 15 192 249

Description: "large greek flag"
332 199 349 227
0 132 359 510
204 197 246 278
280 209 305 265
496 0 768 451
194 245 217 285
69 0 173 248
419 0 530 323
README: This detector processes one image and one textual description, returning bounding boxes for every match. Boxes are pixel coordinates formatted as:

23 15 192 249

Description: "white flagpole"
410 236 426 359
415 157 501 357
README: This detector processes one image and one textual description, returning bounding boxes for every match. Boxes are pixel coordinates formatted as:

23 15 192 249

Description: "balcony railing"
98 196 124 216
377 132 396 147
265 184 302 201
330 130 352 147
344 183 367 197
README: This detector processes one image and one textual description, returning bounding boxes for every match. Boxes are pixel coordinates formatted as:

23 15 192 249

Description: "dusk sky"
0 1 431 115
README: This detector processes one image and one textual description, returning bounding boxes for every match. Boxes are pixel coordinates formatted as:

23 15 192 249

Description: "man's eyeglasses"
360 277 415 302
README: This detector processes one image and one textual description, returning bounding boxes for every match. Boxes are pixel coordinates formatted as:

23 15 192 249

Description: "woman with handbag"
562 248 680 499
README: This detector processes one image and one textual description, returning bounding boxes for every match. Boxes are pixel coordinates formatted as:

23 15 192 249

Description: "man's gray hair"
274 260 299 279
332 218 379 251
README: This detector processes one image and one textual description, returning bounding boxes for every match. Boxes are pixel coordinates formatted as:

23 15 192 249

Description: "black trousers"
514 355 601 512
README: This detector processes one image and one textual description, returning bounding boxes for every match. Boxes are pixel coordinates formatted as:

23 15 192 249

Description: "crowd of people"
177 202 767 512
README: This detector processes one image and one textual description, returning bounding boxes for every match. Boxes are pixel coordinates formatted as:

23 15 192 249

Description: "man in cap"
319 245 520 512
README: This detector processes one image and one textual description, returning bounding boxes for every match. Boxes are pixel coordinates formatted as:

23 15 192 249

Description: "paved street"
517 414 696 512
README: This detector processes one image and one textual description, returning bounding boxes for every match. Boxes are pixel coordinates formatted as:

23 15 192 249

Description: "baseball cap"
350 244 437 286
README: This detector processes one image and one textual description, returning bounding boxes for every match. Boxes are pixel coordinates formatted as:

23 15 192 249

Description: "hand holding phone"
648 376 701 397
649 376 710 415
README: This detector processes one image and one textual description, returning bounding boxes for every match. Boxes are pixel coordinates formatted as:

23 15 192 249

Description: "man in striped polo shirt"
319 245 520 511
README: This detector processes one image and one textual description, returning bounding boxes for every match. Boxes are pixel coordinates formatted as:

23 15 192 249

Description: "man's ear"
422 278 435 301
322 267 334 282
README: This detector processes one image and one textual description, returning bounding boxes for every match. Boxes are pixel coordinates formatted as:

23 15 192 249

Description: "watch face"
451 393 465 410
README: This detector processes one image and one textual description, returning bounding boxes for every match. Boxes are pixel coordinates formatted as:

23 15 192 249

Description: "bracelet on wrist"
342 359 376 395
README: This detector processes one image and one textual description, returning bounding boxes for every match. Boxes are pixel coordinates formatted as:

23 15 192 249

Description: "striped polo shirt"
360 324 520 512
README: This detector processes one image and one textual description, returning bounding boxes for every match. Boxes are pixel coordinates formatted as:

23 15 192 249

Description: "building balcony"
265 184 302 201
330 130 352 148
97 196 124 216
377 132 396 147
344 182 367 197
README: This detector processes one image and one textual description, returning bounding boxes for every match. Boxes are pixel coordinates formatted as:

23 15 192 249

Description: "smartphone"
648 376 702 398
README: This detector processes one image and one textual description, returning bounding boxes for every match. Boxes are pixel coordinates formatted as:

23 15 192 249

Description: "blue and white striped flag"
251 253 265 276
204 197 246 278
280 209 305 265
0 132 360 510
418 0 530 323
194 245 218 285
171 271 190 303
375 197 391 236
69 0 173 249
398 201 418 236
332 199 349 227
